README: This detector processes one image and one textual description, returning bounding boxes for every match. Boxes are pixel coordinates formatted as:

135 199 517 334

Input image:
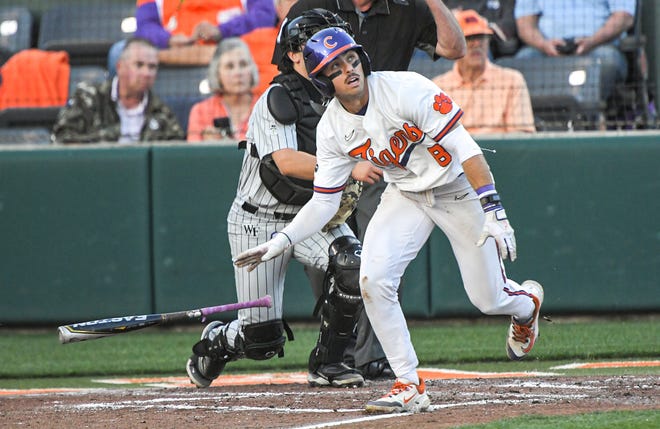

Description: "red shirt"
187 94 257 142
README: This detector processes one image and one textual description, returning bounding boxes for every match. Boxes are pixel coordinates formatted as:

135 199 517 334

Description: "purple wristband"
476 184 496 198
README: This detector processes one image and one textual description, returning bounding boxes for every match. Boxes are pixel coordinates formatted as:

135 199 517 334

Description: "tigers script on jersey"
314 71 483 194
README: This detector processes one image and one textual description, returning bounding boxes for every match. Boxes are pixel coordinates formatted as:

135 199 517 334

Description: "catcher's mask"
303 27 371 98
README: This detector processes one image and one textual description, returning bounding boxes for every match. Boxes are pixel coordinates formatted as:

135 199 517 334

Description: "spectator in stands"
52 38 184 144
187 38 259 142
134 0 278 66
514 0 635 93
444 0 519 59
110 0 284 95
433 9 535 134
242 0 300 98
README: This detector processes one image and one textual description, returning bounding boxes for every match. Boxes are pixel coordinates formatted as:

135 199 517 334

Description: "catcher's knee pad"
241 320 293 361
311 236 363 366
327 236 362 298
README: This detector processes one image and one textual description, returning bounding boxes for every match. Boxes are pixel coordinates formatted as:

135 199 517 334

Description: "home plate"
418 368 557 379
550 360 660 370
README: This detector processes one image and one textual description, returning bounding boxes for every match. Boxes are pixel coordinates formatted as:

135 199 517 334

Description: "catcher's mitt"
322 177 363 232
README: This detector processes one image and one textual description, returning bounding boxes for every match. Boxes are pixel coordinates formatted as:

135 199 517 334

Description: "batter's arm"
461 154 494 191
233 192 341 271
426 0 467 59
462 154 517 262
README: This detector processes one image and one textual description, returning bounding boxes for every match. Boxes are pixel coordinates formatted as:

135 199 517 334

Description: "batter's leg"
427 185 535 319
430 187 543 360
344 180 392 378
360 186 435 383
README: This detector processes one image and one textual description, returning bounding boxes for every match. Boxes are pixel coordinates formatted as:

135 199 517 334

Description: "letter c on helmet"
323 36 337 49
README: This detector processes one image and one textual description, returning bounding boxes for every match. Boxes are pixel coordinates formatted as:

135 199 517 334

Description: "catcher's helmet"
303 27 371 98
274 8 352 72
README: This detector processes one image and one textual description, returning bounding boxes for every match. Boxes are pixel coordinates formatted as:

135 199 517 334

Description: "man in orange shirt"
433 10 535 134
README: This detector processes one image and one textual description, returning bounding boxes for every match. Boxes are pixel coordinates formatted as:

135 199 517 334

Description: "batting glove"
233 232 292 272
475 186 517 261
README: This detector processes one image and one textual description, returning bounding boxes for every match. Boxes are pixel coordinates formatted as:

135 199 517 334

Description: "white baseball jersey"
314 71 483 194
279 71 540 383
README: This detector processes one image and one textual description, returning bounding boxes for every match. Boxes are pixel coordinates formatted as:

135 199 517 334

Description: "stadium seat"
0 65 108 128
0 106 60 128
153 66 209 133
69 65 108 95
608 0 655 129
496 56 604 131
37 0 135 66
0 6 33 65
0 126 51 145
407 49 454 79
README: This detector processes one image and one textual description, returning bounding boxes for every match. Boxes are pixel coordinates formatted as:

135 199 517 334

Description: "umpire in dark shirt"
279 0 466 379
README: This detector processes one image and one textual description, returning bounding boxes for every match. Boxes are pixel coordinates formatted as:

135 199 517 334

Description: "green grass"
1 316 658 428
455 410 660 429
1 316 658 384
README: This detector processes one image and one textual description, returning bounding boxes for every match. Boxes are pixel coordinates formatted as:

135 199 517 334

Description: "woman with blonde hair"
187 38 259 141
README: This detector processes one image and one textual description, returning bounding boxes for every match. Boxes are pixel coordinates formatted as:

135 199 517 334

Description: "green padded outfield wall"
0 133 658 324
149 144 430 319
426 133 660 316
0 146 151 323
150 145 238 315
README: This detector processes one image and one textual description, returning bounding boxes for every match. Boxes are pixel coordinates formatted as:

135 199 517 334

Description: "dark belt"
241 202 297 221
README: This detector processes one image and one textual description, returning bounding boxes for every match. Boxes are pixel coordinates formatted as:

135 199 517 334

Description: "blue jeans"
515 44 628 99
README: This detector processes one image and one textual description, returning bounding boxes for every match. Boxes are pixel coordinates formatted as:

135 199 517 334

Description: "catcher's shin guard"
191 322 242 363
187 321 240 388
309 236 363 371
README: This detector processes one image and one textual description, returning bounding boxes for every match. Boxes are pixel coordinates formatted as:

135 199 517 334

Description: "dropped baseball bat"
57 295 272 344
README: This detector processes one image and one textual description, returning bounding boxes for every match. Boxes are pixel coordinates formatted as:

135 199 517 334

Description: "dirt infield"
2 373 658 428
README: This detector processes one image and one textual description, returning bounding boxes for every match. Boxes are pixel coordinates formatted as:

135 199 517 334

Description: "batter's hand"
233 233 292 272
477 208 517 261
351 161 383 184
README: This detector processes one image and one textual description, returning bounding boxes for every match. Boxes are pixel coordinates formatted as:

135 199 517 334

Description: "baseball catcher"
186 9 383 389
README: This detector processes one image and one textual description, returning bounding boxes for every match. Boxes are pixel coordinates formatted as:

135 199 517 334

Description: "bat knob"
264 294 273 308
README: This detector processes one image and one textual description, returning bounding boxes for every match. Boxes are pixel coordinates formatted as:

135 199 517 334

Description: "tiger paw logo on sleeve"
433 93 453 115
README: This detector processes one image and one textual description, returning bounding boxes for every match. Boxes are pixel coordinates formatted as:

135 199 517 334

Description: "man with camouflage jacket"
52 37 184 144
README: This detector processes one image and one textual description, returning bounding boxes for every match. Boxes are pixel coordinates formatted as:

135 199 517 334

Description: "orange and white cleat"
506 280 544 360
365 376 431 413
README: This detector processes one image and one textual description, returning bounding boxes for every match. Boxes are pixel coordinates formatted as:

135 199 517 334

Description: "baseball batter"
235 27 544 414
186 10 384 391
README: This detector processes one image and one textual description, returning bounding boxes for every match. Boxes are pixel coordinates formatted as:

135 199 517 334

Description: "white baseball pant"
360 174 536 382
